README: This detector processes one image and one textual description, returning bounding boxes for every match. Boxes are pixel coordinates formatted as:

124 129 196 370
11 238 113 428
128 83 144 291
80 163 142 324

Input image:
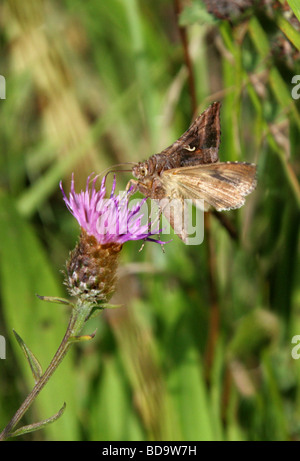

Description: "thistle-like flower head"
60 174 162 304
60 174 160 245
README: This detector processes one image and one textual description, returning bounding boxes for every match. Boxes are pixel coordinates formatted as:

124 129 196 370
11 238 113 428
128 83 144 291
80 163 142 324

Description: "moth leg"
138 242 145 252
126 179 166 246
126 179 152 198
125 179 138 194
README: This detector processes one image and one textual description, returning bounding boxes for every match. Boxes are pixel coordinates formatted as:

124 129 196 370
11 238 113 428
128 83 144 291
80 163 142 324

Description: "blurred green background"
0 0 300 441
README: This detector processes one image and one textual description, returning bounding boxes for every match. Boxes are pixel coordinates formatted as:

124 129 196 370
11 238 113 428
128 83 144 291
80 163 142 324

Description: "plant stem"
174 0 197 116
0 301 92 441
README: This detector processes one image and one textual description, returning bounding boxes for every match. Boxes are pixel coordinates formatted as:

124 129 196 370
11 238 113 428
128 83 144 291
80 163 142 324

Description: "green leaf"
69 330 97 342
179 0 217 26
275 11 300 51
88 303 122 321
36 294 74 307
248 17 300 128
7 403 66 439
13 330 43 383
227 310 280 362
89 356 144 441
287 0 300 23
167 325 217 441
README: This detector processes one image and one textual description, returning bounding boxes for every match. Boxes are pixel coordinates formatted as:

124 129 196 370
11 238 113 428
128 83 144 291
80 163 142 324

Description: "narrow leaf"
69 331 97 343
88 303 122 321
36 294 73 307
13 330 43 383
287 0 300 23
7 403 66 439
102 303 123 309
275 12 300 51
179 0 217 26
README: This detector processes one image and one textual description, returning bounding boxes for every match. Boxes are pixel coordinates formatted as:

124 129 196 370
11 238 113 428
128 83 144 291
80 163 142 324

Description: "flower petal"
61 174 164 246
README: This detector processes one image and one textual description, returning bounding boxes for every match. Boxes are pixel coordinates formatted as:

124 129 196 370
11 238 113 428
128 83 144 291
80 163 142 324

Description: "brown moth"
128 102 257 242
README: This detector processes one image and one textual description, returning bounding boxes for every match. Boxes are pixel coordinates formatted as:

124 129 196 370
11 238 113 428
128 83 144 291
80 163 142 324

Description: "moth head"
132 162 149 180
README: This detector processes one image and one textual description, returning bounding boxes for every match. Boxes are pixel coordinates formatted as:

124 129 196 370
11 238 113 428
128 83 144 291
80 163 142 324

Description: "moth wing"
159 102 221 164
160 162 257 212
157 197 189 243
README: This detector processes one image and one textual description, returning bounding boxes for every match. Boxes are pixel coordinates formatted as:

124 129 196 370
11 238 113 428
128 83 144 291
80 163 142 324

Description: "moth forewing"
154 101 221 164
161 162 257 212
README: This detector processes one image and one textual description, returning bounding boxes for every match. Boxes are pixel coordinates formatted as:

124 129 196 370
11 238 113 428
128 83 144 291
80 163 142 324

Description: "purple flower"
60 174 163 245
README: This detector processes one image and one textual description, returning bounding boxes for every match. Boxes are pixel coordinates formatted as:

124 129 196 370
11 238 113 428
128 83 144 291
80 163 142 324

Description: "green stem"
0 301 93 441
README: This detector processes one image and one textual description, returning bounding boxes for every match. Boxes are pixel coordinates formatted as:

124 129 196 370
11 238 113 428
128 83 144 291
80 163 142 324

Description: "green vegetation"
0 0 299 441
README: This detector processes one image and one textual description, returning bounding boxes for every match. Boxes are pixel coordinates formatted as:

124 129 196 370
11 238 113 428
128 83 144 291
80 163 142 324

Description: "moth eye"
140 167 147 177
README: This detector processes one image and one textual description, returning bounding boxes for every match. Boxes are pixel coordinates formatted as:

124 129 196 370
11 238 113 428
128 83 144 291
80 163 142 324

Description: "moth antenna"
89 163 138 185
98 162 137 177
106 168 134 177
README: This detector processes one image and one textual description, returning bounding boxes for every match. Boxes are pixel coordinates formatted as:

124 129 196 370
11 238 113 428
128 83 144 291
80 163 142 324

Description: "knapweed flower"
60 174 162 304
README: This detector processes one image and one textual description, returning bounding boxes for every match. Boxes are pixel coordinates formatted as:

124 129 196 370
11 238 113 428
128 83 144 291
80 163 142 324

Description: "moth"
127 102 257 242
